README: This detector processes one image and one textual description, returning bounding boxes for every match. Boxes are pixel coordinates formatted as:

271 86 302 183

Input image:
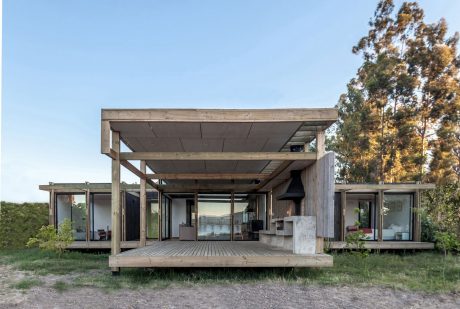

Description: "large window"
90 193 111 240
383 193 413 241
233 194 266 240
198 194 231 240
343 193 377 240
56 193 86 240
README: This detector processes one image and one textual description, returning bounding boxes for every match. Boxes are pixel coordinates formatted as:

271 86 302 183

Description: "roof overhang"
101 108 338 192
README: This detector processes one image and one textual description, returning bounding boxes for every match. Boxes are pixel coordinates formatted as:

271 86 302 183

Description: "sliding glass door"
197 194 231 240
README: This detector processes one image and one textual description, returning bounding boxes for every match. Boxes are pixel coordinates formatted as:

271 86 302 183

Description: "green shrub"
435 231 460 256
421 183 460 252
0 202 48 248
27 219 74 257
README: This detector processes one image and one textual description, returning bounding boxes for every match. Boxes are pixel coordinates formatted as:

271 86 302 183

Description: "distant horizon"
2 0 460 202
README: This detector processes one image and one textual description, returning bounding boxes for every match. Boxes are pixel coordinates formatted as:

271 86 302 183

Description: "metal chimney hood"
277 170 305 201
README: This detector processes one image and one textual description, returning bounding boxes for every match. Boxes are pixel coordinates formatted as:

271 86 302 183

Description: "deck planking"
109 241 333 268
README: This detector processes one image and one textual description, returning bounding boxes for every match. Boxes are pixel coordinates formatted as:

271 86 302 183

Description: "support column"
414 189 421 242
230 192 234 241
49 190 55 227
378 189 384 242
111 131 121 272
316 130 325 158
194 192 198 241
85 190 90 242
340 190 347 241
158 190 162 241
315 130 325 253
139 160 147 247
267 190 273 226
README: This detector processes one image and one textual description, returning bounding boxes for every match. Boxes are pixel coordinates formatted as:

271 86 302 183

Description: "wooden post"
122 191 126 242
414 189 421 242
158 191 162 241
340 190 347 241
378 189 384 242
85 190 90 242
230 192 234 241
195 192 198 241
316 130 326 158
111 131 121 272
139 160 147 247
315 130 325 253
267 190 273 225
49 190 55 227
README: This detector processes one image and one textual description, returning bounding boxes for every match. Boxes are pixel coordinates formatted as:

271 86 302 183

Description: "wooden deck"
109 241 333 268
329 241 434 250
67 240 156 249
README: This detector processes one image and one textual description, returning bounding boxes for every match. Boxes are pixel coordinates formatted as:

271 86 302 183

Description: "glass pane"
383 194 413 241
56 194 86 240
234 194 264 240
147 195 159 239
344 193 377 241
90 194 111 240
198 194 231 240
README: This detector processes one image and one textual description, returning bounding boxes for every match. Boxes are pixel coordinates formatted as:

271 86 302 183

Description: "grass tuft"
11 278 42 290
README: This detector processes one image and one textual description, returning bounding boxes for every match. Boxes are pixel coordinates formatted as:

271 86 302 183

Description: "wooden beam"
120 160 160 190
102 108 338 123
120 151 317 161
49 190 55 227
158 191 162 241
256 161 294 191
316 131 325 159
146 173 270 180
340 190 346 241
194 192 198 241
158 184 259 193
85 190 90 242
335 183 436 191
139 161 147 247
230 192 234 241
101 120 111 154
414 189 421 242
378 190 384 242
111 131 121 272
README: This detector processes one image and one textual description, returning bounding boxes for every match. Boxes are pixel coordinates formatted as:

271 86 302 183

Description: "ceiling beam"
256 161 295 191
120 160 160 190
119 151 317 161
102 108 338 123
146 173 269 180
158 184 260 193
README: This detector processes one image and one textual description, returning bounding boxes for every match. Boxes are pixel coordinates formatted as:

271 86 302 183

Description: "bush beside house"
0 202 48 248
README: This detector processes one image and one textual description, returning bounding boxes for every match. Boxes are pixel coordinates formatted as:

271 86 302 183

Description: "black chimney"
277 170 305 215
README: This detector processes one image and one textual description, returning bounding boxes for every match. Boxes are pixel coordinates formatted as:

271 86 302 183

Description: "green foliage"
27 219 74 257
0 202 49 249
344 208 370 257
331 0 460 184
435 231 460 256
421 183 460 252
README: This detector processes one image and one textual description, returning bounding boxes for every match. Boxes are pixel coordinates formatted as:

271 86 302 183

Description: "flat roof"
102 108 338 188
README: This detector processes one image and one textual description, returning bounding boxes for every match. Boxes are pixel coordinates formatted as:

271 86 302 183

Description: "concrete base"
259 216 316 255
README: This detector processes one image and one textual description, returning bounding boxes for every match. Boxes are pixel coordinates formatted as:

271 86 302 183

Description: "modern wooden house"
39 108 434 272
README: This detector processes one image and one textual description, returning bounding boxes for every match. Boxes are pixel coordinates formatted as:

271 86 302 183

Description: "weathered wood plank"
120 152 317 161
102 108 338 123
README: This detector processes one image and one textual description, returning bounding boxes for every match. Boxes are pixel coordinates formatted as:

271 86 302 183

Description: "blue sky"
2 0 460 202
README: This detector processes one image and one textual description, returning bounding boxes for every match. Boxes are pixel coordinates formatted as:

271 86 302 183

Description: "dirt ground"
1 265 460 309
